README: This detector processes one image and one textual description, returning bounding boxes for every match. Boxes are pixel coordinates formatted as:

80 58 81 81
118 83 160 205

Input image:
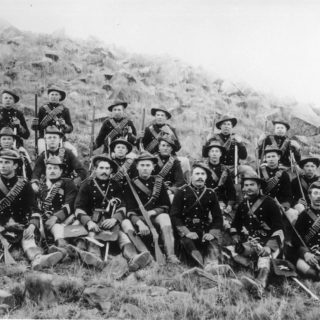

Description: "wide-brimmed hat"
47 85 66 101
202 140 225 158
91 154 118 171
299 156 320 168
216 115 237 129
44 125 64 137
192 160 212 177
109 138 133 153
0 127 22 143
108 101 128 112
308 181 320 192
1 89 20 103
158 134 178 152
134 151 158 164
45 155 65 167
272 119 290 130
151 107 172 119
242 173 267 189
264 145 282 156
0 149 21 163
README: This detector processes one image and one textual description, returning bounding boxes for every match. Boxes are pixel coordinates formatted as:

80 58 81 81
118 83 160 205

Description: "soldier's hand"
31 118 39 130
305 252 319 267
58 118 66 127
11 117 20 127
87 221 100 232
294 203 305 214
224 205 232 214
101 218 117 230
45 216 58 230
23 224 36 240
137 221 150 236
186 232 199 240
290 140 300 150
137 130 144 139
73 177 82 188
219 201 226 211
0 225 5 233
234 135 242 144
31 182 39 193
232 234 240 244
259 246 271 257
202 233 214 242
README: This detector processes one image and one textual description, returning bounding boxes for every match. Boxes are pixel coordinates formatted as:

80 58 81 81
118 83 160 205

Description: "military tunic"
292 175 319 206
95 117 136 153
32 148 87 183
258 135 301 167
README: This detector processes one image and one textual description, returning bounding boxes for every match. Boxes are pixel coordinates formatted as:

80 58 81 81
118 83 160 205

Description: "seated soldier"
0 89 30 145
32 125 87 192
94 101 137 154
0 150 65 269
0 126 32 180
294 182 320 280
258 119 300 169
171 161 225 272
203 115 247 170
292 156 320 214
121 151 180 264
35 156 77 250
259 145 292 211
153 135 185 202
202 140 236 229
73 154 151 271
229 173 284 298
32 85 77 155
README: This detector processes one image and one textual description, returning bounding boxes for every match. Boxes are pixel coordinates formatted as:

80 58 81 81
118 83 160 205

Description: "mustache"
196 178 204 182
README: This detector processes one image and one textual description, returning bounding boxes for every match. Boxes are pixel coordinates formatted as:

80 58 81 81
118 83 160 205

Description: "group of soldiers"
1 85 320 299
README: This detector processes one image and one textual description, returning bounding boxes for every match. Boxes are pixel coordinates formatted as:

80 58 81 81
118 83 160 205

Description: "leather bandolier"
305 209 320 245
261 166 283 195
213 134 234 153
105 118 129 143
112 158 134 183
270 135 290 155
40 104 64 128
0 177 26 213
156 155 175 187
39 180 63 216
145 125 175 153
205 160 229 192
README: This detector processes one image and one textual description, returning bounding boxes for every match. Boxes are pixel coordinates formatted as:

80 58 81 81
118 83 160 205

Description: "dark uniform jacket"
36 103 73 138
205 161 236 206
126 175 171 225
112 157 137 190
32 148 87 183
259 165 292 209
153 154 185 194
258 135 301 167
170 184 223 237
230 195 284 252
206 133 247 166
292 175 319 206
0 175 35 227
294 207 320 259
35 178 77 228
142 123 181 154
75 177 125 227
0 107 30 144
95 117 136 153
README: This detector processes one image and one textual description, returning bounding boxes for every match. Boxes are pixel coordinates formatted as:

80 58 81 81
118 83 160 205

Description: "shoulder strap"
185 185 207 213
106 118 129 141
300 176 309 192
133 178 152 197
40 104 64 128
305 208 320 244
0 177 10 195
247 195 267 218
158 156 175 179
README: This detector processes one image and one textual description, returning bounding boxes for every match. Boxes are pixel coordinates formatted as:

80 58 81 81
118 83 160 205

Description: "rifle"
260 120 268 163
139 108 146 152
89 101 96 160
123 172 165 265
0 233 16 265
290 150 306 202
104 202 117 262
234 144 239 184
254 138 261 176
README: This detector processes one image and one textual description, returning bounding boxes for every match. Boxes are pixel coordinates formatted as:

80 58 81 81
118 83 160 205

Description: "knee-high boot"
122 243 152 271
162 226 180 264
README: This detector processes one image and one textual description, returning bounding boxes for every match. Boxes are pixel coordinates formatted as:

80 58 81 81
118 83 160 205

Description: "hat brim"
192 164 212 177
45 161 66 168
299 157 320 168
48 89 66 101
203 145 225 158
242 177 267 189
109 139 133 153
264 148 282 156
91 155 118 172
216 118 237 129
0 133 22 143
158 137 177 152
151 108 172 119
108 102 128 112
272 121 290 130
134 156 158 165
2 90 19 103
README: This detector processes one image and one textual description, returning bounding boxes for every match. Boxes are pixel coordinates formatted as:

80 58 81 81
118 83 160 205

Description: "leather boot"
126 230 149 253
190 250 204 268
48 239 70 257
256 267 270 289
162 226 180 264
123 243 152 272
31 251 65 270
204 240 221 266
24 247 42 261
241 275 263 299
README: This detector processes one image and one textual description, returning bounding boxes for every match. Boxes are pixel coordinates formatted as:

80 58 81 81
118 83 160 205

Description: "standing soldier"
36 156 78 249
203 115 247 169
31 125 87 193
259 145 292 211
258 119 301 168
170 161 224 271
0 89 30 145
202 140 236 228
0 150 65 269
153 135 185 202
94 101 137 154
229 173 284 297
122 151 180 264
0 126 32 179
74 154 151 271
294 181 320 280
31 85 77 155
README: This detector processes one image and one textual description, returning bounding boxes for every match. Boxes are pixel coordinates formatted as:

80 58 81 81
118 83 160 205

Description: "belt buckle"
192 218 200 224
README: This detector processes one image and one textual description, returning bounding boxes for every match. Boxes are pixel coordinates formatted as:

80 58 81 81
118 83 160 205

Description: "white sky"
1 0 320 105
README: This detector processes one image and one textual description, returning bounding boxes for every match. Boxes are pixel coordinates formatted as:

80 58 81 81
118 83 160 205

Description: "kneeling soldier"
74 154 151 270
171 161 224 271
230 173 284 297
0 150 65 269
294 182 320 280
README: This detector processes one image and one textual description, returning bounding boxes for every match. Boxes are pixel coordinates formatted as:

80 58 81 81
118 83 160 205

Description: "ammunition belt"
0 177 26 212
40 180 63 213
105 118 129 142
40 104 64 128
112 158 134 182
305 209 320 244
270 136 290 154
261 167 282 194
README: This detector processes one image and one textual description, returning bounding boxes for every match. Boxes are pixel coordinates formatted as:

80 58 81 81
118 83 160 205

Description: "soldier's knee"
121 219 135 233
257 256 271 270
118 231 131 249
155 213 172 228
